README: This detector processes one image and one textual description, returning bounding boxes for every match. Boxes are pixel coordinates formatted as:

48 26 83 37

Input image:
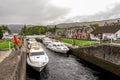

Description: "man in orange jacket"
13 35 19 50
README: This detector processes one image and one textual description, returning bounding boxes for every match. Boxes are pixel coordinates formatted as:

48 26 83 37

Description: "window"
30 52 44 56
53 44 57 47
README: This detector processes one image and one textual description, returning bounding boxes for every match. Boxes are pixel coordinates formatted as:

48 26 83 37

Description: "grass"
61 38 98 46
0 40 14 50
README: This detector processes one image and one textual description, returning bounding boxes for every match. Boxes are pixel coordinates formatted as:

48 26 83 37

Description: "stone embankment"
0 50 26 80
0 50 12 63
66 44 120 76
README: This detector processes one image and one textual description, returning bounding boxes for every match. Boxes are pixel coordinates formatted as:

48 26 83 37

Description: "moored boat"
42 37 52 45
47 42 69 53
27 44 49 72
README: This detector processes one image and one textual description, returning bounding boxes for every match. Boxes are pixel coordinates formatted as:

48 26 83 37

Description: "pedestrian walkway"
0 49 12 63
110 43 120 46
64 42 78 48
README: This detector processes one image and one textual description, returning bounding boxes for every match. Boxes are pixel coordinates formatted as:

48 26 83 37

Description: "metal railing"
0 41 13 51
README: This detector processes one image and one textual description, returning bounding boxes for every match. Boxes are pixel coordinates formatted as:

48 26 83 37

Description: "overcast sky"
0 0 120 25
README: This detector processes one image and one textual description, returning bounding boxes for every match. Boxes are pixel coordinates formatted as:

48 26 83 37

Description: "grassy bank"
61 38 98 46
0 40 14 50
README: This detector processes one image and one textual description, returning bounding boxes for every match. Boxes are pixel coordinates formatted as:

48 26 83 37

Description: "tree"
0 30 3 39
23 25 27 35
54 25 57 33
0 25 11 34
20 25 27 35
90 24 99 29
20 25 49 35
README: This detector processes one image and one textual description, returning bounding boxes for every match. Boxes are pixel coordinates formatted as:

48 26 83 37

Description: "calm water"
27 42 120 80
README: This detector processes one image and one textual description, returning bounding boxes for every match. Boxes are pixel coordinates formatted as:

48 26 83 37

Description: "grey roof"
91 26 120 34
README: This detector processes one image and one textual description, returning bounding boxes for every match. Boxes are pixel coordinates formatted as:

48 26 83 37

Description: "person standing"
72 39 75 46
18 39 22 50
21 36 24 45
13 35 19 50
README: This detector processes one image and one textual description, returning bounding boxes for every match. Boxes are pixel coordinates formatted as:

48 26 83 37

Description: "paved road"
27 42 120 80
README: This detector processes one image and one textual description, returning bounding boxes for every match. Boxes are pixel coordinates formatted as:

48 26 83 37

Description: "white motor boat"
47 42 69 53
27 45 49 72
42 37 52 45
28 38 37 44
28 42 40 49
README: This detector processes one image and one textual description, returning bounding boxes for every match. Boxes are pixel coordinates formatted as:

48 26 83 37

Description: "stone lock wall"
70 44 120 76
0 50 26 80
77 44 120 65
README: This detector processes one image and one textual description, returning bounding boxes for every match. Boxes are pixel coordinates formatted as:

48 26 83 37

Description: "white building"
2 30 13 39
90 26 120 41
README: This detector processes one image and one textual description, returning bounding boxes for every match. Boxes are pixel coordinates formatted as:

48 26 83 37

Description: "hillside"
7 24 35 33
7 24 24 33
55 18 120 28
5 18 120 33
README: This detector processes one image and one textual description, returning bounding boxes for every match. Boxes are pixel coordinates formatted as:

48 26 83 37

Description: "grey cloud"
64 3 120 23
0 0 70 24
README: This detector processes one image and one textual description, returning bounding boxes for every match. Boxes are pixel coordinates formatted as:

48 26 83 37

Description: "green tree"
20 25 27 35
0 25 11 34
0 30 3 39
20 25 49 35
90 24 99 29
54 25 57 33
23 25 27 35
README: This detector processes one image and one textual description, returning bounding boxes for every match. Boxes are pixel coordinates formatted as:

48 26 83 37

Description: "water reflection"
27 64 40 80
40 65 49 80
76 58 120 80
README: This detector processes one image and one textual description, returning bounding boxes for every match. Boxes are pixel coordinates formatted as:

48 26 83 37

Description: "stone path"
0 50 12 63
110 43 120 46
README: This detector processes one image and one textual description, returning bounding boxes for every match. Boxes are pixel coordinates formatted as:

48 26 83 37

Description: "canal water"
27 43 120 80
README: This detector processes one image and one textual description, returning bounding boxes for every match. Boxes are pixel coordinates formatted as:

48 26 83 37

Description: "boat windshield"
30 52 44 56
57 44 64 46
53 44 65 47
53 44 57 47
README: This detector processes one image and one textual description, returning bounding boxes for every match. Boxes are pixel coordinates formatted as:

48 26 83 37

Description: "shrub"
0 30 3 39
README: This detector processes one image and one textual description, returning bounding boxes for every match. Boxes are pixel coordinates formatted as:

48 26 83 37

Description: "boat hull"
33 65 45 72
47 46 69 54
27 57 47 72
54 49 69 53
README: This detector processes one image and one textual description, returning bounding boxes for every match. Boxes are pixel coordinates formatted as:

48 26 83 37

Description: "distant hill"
52 18 120 28
5 18 120 33
7 24 24 33
7 24 35 33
